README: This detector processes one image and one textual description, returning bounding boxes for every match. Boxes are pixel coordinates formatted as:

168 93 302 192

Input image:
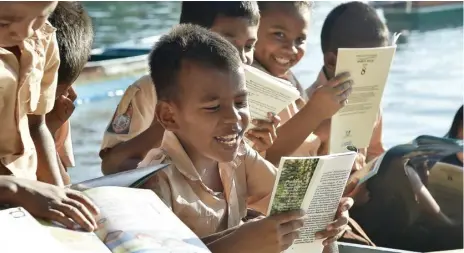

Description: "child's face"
157 62 249 164
254 4 309 78
211 17 258 66
0 1 57 47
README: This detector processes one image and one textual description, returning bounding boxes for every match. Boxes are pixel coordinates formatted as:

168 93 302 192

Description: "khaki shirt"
0 22 60 180
100 74 156 151
138 131 277 237
307 69 385 163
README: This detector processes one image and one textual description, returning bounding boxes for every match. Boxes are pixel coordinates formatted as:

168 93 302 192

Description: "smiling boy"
138 24 351 253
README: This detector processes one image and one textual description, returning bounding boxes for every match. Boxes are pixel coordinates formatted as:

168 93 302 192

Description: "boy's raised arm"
265 72 352 165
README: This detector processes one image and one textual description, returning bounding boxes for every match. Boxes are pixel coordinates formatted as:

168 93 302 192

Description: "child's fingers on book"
281 231 300 250
248 128 274 141
339 197 354 212
62 197 98 229
66 189 100 216
328 72 351 87
55 202 95 232
271 209 305 224
279 219 304 236
46 208 77 230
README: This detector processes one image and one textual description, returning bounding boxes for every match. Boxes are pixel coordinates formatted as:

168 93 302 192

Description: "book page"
427 162 463 222
0 207 70 253
83 186 211 253
244 65 300 128
285 152 356 253
329 46 397 154
39 220 112 253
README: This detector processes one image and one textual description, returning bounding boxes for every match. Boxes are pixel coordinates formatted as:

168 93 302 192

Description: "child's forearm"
29 115 64 187
201 226 238 245
265 99 325 165
205 228 245 253
101 122 165 175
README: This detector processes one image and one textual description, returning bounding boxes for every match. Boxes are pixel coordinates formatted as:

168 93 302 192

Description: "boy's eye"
273 32 285 40
296 37 306 45
0 22 11 28
235 101 248 108
204 105 220 111
244 44 254 52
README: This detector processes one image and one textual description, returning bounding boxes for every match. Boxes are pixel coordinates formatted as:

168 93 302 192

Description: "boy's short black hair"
149 24 242 101
179 1 260 28
48 1 93 85
258 1 313 13
321 1 388 54
445 105 463 139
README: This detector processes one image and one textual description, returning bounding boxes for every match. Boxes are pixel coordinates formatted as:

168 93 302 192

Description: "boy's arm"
100 77 161 175
30 115 63 186
366 110 385 162
33 31 62 186
265 73 352 165
100 121 165 175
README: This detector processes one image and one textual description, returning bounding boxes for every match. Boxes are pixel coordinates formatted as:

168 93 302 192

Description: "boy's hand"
245 112 280 153
46 87 77 134
315 197 352 246
8 178 99 232
309 72 352 120
234 209 305 253
352 152 367 173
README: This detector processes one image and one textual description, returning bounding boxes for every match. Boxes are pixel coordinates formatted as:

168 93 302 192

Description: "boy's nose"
223 107 242 124
11 23 34 42
239 50 248 64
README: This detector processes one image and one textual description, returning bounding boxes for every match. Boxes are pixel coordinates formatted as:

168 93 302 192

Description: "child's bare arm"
29 114 63 187
265 72 352 165
100 121 165 175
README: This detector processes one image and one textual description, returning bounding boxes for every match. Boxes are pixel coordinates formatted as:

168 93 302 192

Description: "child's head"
321 1 389 79
180 1 259 65
254 1 312 78
0 1 57 47
48 1 93 98
149 24 248 164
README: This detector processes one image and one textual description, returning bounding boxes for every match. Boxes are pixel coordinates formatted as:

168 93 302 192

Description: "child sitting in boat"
306 1 387 172
137 24 352 253
251 1 354 166
45 1 94 186
100 1 280 175
0 1 99 232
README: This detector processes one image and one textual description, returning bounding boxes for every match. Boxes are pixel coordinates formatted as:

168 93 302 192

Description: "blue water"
68 1 464 183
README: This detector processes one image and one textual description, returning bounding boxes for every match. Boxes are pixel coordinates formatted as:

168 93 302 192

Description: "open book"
244 64 300 129
71 164 169 190
267 150 357 253
329 33 401 154
2 187 211 253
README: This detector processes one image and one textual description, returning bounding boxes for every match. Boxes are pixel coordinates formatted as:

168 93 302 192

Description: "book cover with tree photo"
270 158 319 215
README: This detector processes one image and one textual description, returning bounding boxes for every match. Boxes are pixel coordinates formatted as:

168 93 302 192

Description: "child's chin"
214 150 239 163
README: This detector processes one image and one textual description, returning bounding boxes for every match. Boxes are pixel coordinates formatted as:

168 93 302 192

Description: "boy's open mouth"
274 56 290 65
214 134 240 147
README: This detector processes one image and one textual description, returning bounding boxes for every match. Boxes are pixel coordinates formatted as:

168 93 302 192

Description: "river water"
68 1 464 183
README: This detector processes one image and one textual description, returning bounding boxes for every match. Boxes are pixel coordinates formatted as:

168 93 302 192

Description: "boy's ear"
155 101 179 132
323 52 337 78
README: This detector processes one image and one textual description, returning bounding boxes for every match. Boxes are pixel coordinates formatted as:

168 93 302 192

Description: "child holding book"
138 24 352 253
306 1 387 172
44 1 94 185
100 1 280 175
0 1 64 186
252 1 354 165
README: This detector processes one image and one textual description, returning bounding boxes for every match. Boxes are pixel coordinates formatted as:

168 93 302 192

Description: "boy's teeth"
275 57 290 64
215 134 238 145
